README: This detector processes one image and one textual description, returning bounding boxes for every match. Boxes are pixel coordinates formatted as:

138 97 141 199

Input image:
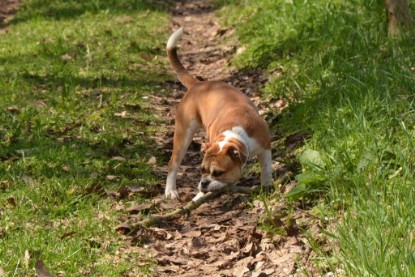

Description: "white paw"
165 189 179 199
192 191 205 202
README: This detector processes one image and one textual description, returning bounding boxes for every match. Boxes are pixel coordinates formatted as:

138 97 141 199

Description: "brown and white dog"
165 27 272 200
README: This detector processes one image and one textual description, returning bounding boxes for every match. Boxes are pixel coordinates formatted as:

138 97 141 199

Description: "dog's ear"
201 143 212 153
227 146 247 164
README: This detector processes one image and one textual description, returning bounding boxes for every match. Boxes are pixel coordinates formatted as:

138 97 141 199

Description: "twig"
138 189 222 228
135 174 291 228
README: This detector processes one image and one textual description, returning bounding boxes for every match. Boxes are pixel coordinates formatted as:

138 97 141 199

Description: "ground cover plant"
0 0 171 275
2 0 415 275
1 1 315 275
218 0 415 274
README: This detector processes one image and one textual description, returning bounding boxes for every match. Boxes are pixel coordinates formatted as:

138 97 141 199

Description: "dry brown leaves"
0 0 327 276
111 0 324 275
120 194 315 276
35 260 54 277
0 0 21 34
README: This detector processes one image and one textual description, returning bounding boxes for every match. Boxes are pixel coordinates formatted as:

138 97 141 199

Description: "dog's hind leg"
165 118 199 199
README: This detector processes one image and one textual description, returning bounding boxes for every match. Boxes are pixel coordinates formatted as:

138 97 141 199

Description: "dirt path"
0 0 21 34
124 1 321 276
0 0 320 275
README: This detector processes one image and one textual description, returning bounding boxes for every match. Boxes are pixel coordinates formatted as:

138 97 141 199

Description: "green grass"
0 0 171 275
3 0 415 275
218 0 415 275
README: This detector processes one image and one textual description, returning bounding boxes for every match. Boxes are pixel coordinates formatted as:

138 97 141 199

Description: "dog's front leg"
258 149 273 187
165 119 199 199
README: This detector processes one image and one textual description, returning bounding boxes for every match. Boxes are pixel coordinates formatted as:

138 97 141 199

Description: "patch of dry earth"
120 1 325 276
0 0 21 34
0 0 326 275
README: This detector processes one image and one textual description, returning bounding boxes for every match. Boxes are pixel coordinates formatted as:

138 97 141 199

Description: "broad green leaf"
295 172 324 184
299 149 325 170
285 183 306 199
357 152 376 172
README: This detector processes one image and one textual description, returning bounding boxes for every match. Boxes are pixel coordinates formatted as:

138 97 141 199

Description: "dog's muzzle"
198 176 229 192
200 178 211 192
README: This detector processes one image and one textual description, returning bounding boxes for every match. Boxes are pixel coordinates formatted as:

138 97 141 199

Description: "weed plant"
219 0 415 275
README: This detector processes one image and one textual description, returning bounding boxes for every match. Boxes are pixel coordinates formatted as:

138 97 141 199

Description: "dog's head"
198 140 248 192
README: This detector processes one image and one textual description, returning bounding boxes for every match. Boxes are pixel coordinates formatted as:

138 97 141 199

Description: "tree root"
135 174 291 228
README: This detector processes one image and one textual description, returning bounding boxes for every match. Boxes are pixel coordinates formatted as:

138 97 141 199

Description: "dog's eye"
211 170 224 177
200 166 209 174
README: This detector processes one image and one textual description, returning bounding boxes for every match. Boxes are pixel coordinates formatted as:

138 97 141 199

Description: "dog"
165 27 272 200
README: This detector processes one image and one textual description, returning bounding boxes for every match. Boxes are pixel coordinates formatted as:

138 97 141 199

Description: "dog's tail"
166 27 198 89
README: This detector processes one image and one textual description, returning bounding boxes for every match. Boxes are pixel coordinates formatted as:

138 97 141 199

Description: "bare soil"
121 1 324 276
0 0 21 34
0 0 325 275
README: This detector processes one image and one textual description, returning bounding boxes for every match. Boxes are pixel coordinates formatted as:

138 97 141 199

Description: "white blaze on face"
198 127 265 193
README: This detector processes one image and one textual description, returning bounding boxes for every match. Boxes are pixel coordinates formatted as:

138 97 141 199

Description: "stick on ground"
135 174 290 228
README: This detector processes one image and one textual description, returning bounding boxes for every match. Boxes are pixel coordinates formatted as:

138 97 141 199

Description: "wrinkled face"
198 141 247 192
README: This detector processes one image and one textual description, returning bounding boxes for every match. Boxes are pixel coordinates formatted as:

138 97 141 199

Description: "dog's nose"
201 179 210 189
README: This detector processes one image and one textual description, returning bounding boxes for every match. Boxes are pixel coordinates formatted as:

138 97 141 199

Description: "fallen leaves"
118 186 315 276
126 203 155 214
147 156 157 165
60 231 76 240
35 260 54 277
117 11 314 273
6 105 20 113
24 250 30 269
60 54 72 62
114 111 127 118
105 175 118 181
111 156 126 162
98 0 326 275
6 197 17 207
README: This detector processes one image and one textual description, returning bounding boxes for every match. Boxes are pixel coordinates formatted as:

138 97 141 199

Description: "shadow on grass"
11 0 173 23
0 69 169 178
0 122 163 187
19 71 169 91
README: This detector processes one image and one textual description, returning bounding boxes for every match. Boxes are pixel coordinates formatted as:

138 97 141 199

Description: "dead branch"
134 174 290 228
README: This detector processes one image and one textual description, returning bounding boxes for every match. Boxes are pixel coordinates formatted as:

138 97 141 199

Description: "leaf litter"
113 0 332 276
0 0 331 275
0 0 21 34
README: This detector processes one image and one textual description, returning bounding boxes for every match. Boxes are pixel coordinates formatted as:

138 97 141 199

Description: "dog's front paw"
165 189 179 199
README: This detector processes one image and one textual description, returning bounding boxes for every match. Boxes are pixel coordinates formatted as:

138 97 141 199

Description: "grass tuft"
219 0 415 274
0 0 171 275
